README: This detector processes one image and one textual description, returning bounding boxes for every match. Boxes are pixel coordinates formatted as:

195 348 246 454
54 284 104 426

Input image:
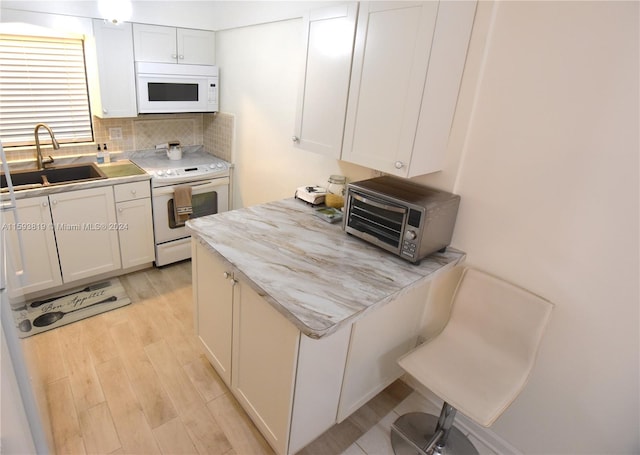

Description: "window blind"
0 34 93 147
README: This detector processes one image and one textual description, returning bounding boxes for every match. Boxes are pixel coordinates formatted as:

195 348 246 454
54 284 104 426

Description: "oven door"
152 178 229 244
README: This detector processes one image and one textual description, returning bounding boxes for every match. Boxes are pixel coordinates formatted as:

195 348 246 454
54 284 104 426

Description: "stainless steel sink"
1 163 107 191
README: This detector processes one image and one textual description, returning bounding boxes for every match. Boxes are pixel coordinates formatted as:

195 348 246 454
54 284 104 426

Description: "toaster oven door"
344 191 407 254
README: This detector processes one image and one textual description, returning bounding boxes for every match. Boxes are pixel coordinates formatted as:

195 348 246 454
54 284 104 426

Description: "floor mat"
12 278 131 338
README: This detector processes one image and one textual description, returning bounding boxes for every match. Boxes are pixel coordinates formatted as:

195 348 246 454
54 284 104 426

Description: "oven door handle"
153 179 226 196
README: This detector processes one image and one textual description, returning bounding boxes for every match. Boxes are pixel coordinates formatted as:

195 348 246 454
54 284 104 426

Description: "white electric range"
131 148 231 266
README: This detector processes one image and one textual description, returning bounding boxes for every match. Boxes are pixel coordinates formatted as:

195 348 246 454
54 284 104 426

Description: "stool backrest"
449 268 554 380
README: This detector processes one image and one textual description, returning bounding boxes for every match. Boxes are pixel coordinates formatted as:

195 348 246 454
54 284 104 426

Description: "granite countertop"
187 198 465 339
1 158 150 201
1 145 234 201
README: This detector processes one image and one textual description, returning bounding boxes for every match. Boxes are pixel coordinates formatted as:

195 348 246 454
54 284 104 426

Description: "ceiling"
1 1 332 31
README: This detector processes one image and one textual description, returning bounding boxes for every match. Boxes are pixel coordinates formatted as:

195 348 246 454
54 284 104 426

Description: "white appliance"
131 149 230 266
135 62 218 113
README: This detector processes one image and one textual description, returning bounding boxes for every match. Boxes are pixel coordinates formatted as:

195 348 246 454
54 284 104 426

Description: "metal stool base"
391 412 479 455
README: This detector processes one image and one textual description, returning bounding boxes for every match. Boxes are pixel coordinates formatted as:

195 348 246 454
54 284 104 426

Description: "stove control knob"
156 170 165 177
166 169 174 175
217 163 223 168
209 164 215 169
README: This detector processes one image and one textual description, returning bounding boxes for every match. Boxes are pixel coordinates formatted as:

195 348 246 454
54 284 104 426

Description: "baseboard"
401 375 523 455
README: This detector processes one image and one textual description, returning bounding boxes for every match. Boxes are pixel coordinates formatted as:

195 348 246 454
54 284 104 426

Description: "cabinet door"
342 1 438 176
50 187 121 283
288 327 351 454
293 3 358 158
232 280 300 455
177 28 215 65
133 23 177 63
192 241 233 385
92 20 137 117
409 0 477 177
337 279 429 421
4 196 62 296
116 198 154 268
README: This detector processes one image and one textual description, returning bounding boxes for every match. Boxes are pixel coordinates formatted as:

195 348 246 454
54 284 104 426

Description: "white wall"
215 18 373 208
442 1 638 453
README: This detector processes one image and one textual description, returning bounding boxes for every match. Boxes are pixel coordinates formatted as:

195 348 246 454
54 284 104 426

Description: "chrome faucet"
34 123 59 170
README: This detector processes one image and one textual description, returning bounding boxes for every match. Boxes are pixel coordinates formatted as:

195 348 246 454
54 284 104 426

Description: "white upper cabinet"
342 1 440 176
133 23 215 65
293 3 358 158
176 28 216 65
91 20 137 118
297 1 477 178
343 1 476 177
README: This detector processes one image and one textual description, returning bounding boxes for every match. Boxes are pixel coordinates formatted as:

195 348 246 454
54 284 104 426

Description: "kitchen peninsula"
187 198 464 454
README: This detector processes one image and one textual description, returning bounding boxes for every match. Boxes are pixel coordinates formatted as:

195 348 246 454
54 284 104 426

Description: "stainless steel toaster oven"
343 176 460 263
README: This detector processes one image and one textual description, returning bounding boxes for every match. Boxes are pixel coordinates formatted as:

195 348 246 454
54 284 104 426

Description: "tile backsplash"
3 112 234 164
204 112 234 163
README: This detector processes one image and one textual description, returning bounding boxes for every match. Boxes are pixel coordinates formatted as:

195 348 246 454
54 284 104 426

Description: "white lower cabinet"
7 182 153 297
114 181 154 268
193 240 233 385
336 279 430 421
232 279 300 455
5 195 62 297
50 187 121 283
193 240 428 454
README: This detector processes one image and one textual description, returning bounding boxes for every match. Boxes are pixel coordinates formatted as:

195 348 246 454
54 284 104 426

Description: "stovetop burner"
130 148 230 185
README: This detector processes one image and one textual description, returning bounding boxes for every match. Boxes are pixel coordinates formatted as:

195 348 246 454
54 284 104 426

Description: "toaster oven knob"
405 230 417 241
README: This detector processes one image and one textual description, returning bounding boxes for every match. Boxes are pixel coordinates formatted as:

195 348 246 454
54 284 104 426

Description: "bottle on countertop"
96 144 104 164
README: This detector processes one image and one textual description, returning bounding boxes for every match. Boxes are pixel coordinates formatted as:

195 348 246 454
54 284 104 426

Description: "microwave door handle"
351 193 406 213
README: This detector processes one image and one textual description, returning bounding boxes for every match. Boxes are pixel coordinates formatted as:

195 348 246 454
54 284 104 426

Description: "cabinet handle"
292 136 299 143
178 54 184 60
41 201 48 207
118 208 123 213
171 53 177 59
230 279 238 287
52 200 58 205
103 108 108 114
223 271 230 279
394 161 405 169
131 189 137 195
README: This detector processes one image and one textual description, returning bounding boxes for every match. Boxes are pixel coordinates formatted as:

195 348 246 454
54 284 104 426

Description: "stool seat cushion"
398 268 553 427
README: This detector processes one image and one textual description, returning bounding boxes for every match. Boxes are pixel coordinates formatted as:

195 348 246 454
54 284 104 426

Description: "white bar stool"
391 267 554 454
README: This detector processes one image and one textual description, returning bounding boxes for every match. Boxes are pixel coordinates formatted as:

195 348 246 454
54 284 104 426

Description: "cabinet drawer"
114 181 151 202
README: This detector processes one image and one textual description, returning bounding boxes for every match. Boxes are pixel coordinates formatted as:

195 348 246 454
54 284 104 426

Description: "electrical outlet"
108 127 123 140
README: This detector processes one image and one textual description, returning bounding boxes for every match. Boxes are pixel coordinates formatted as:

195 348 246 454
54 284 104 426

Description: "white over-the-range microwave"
135 62 218 114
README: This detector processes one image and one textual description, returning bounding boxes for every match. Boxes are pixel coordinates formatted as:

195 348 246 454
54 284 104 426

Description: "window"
0 34 94 147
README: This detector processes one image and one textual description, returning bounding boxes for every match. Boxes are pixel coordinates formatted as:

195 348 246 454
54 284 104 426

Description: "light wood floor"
20 261 412 455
